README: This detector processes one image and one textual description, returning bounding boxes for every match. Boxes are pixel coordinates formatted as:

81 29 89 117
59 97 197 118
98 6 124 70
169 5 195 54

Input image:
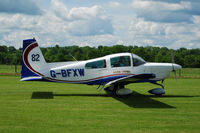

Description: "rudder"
21 38 47 81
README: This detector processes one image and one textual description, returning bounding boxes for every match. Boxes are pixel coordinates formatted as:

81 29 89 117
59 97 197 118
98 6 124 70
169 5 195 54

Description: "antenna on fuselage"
69 53 78 61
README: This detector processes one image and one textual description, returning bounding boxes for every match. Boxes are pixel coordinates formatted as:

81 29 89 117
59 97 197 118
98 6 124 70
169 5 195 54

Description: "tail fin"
21 38 47 81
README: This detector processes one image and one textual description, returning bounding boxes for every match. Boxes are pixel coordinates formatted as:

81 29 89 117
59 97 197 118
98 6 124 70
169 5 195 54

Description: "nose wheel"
148 82 165 96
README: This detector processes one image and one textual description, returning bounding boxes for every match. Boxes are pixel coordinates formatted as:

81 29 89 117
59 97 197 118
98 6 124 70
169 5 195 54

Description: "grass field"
0 75 200 133
0 65 21 74
169 68 200 78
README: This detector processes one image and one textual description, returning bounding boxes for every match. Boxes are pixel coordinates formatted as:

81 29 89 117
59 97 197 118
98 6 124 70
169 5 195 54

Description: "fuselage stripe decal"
44 74 135 83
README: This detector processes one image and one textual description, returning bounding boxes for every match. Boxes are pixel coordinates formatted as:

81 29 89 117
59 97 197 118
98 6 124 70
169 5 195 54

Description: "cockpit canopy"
110 56 131 67
85 53 146 69
110 54 146 67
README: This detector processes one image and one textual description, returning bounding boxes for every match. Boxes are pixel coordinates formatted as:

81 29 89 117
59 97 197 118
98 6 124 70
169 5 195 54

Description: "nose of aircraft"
173 64 182 70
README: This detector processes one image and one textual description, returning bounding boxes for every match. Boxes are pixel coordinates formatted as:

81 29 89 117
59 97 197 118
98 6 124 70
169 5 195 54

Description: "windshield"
132 54 146 66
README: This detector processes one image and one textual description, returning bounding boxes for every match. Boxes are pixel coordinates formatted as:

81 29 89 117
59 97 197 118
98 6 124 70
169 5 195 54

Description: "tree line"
0 45 200 68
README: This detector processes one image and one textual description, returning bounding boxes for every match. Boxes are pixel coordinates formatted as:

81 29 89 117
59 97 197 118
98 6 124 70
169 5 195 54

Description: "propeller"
171 49 177 81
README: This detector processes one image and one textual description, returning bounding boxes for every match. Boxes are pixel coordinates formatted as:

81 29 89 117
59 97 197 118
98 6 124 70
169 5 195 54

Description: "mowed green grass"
0 75 200 133
178 68 200 77
169 68 200 78
0 65 21 74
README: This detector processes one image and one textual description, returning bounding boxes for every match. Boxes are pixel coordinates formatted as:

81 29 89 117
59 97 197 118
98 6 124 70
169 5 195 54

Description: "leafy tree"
8 46 16 53
0 43 200 68
0 45 8 53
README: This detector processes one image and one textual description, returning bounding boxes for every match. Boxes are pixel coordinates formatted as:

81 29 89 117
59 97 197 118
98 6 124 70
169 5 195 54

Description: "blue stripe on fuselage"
22 74 158 85
84 75 127 85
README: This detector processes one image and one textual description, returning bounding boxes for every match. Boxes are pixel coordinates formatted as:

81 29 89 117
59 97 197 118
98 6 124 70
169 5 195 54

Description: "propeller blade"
171 49 175 64
171 49 175 71
179 69 181 77
171 49 177 81
174 69 177 82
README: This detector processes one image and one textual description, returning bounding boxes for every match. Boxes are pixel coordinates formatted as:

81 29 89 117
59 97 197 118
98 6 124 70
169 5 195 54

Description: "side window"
85 60 106 69
110 56 131 67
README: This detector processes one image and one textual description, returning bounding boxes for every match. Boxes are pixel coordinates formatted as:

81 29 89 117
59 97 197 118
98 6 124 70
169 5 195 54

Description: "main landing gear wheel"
104 84 133 97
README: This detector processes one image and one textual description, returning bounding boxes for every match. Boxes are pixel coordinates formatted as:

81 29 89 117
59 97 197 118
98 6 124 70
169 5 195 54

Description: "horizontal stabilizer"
21 76 43 81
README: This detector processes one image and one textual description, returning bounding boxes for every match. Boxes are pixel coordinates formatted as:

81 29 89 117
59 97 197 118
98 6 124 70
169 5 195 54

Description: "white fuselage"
38 53 181 84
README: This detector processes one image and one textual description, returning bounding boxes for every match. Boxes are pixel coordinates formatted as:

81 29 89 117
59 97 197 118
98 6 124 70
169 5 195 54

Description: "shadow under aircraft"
31 91 197 109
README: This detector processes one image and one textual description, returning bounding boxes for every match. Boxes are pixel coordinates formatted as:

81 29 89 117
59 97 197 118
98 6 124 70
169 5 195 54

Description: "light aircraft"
21 38 182 96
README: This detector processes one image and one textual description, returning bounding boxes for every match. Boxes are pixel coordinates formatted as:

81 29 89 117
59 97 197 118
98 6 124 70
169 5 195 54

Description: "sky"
0 0 200 49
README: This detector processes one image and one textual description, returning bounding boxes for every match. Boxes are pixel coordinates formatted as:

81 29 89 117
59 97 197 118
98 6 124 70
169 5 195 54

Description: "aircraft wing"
105 73 156 86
